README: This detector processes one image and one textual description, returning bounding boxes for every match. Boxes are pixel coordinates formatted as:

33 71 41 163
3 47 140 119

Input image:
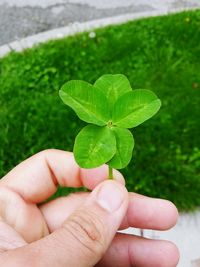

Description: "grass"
0 10 200 211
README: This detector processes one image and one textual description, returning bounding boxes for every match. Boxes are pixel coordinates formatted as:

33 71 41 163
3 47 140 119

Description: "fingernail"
97 181 125 212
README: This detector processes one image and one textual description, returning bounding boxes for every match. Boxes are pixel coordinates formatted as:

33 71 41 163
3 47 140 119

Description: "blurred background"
1 0 200 209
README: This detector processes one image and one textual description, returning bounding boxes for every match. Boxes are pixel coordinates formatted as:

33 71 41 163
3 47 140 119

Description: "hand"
0 149 179 267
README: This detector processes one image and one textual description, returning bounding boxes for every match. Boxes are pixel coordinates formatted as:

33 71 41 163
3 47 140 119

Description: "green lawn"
0 10 200 210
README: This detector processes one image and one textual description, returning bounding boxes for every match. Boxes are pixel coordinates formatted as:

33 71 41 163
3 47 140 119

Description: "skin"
0 149 179 266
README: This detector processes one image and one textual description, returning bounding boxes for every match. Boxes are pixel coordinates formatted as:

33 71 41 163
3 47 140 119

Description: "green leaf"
59 80 110 126
112 89 161 128
94 74 132 109
108 128 134 169
74 125 116 168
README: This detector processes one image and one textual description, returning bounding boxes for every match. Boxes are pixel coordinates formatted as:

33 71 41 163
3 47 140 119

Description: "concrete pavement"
0 0 200 46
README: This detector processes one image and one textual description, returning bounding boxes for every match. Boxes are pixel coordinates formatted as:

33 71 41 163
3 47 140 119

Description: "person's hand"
0 149 179 267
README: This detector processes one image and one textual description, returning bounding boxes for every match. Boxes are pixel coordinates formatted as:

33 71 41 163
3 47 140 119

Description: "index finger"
0 149 124 203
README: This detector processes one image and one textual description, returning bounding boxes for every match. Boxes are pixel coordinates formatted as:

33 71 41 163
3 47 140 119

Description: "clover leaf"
59 80 110 126
112 89 161 128
59 74 161 178
74 125 116 168
94 74 132 109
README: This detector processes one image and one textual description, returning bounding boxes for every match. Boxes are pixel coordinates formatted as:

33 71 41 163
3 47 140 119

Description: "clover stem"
108 165 113 179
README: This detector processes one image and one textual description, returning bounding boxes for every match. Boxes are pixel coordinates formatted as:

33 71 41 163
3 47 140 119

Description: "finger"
0 186 49 243
0 149 124 203
0 220 27 253
1 181 129 267
96 233 180 267
40 192 178 232
122 192 178 230
40 193 87 232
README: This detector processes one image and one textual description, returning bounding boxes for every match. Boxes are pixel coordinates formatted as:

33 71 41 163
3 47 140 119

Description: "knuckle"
38 148 57 157
63 210 105 258
38 149 64 159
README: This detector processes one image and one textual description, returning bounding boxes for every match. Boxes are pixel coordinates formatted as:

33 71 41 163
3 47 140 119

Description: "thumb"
3 180 128 267
44 180 128 267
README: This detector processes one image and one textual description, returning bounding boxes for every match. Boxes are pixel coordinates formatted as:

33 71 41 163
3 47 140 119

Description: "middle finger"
40 192 178 232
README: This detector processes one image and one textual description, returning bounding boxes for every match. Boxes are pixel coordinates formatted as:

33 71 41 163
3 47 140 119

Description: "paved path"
0 0 200 46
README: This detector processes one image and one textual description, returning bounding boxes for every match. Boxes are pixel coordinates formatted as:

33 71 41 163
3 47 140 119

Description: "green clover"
59 74 161 178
